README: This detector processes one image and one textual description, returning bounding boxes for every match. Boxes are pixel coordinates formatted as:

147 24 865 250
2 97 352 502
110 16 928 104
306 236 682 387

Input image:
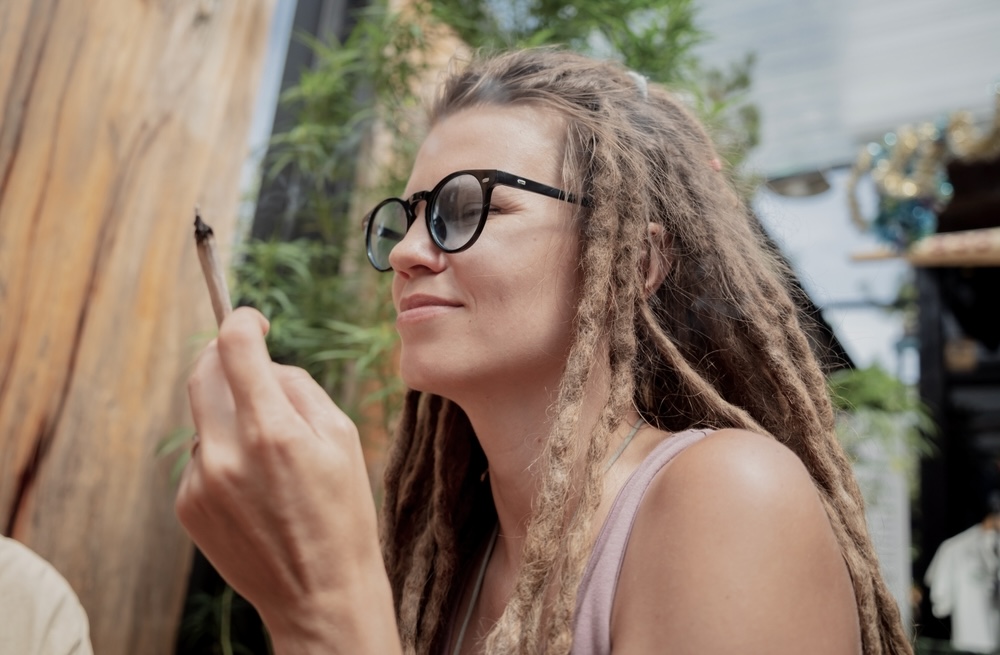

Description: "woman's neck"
451 361 619 568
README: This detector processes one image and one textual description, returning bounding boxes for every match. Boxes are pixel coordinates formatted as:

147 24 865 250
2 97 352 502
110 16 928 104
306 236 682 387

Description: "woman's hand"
175 307 401 655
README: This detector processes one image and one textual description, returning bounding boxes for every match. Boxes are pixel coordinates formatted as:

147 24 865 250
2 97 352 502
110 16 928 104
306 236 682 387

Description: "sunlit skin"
176 102 863 655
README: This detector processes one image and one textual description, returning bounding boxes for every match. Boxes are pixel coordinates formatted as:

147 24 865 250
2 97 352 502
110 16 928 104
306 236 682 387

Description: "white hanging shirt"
925 524 1000 653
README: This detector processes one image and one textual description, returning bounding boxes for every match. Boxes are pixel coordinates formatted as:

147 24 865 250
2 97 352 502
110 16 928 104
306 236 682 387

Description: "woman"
177 49 912 654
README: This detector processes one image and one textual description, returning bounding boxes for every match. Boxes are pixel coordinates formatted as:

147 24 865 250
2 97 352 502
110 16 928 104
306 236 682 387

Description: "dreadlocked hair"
379 48 912 655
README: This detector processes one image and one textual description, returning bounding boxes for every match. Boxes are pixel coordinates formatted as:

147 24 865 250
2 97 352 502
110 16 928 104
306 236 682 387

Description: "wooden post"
0 1 275 653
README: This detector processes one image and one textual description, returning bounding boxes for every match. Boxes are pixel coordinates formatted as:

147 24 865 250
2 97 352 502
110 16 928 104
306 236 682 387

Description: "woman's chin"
398 361 460 398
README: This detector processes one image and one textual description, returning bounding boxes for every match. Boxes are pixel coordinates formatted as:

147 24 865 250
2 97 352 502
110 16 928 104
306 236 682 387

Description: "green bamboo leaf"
170 450 192 485
156 427 196 457
307 349 363 362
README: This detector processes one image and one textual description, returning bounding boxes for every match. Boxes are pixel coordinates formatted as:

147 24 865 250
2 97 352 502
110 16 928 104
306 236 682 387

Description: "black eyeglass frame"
363 169 591 272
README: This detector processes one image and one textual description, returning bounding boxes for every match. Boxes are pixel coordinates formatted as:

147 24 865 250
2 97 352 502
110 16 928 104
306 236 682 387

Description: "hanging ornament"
949 82 1000 163
847 82 1000 250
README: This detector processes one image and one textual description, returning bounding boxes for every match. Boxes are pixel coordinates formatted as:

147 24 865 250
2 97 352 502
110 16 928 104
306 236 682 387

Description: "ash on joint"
194 210 215 245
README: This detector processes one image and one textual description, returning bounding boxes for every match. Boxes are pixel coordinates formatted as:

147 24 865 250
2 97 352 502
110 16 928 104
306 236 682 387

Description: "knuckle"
237 417 264 443
190 442 242 486
259 426 298 457
282 363 308 378
175 481 201 528
274 365 315 393
199 458 239 495
239 414 295 455
332 413 359 439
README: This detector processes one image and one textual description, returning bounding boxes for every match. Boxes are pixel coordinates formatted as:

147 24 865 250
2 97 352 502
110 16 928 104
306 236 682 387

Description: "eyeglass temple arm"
495 171 593 207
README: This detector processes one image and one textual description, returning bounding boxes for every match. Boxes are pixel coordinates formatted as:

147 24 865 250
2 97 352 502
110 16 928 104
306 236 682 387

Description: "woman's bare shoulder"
609 428 862 654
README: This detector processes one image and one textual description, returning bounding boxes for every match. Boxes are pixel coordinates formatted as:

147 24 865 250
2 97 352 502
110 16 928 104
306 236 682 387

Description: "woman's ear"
644 223 671 297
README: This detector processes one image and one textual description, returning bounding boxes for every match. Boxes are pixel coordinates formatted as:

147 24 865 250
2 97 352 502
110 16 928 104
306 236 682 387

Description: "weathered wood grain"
0 1 276 653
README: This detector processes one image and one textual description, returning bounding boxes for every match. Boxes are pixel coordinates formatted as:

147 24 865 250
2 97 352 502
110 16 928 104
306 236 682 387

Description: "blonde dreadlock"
379 48 912 655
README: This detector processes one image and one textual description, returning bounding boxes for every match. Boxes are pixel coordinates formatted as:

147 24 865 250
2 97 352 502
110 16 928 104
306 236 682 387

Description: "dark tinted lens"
367 201 408 270
430 174 485 251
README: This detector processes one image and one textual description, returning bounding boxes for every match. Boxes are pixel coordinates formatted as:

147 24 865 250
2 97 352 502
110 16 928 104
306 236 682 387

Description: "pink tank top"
571 429 713 655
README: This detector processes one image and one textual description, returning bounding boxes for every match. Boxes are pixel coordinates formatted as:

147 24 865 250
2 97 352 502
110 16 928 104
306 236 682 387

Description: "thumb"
249 307 270 336
221 305 271 336
217 307 282 416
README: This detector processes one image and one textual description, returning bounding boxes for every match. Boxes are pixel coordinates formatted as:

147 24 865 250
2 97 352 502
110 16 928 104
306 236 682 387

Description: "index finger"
216 307 291 419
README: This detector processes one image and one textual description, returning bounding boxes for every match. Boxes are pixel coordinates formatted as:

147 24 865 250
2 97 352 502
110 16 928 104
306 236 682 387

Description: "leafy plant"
829 364 936 480
427 0 760 169
427 0 705 68
265 6 434 244
231 239 404 432
156 426 196 484
235 0 437 439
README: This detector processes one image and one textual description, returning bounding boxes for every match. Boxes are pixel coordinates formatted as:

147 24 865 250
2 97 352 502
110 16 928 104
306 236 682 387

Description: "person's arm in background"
0 536 93 655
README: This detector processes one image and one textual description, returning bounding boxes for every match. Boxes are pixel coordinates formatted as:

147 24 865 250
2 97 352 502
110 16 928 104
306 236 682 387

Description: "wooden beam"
0 1 275 653
852 227 1000 267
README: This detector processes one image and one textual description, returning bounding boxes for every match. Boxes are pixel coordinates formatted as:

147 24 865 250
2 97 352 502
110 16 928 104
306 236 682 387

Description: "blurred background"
1 0 998 653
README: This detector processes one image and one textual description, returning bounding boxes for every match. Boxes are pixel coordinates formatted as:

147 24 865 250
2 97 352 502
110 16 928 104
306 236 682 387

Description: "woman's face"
389 104 581 402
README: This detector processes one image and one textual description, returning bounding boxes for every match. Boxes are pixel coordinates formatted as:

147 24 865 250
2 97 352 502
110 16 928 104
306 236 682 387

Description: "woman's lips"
396 294 463 322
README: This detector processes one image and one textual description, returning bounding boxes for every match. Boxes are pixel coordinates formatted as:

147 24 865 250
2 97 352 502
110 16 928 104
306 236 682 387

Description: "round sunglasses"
363 169 590 271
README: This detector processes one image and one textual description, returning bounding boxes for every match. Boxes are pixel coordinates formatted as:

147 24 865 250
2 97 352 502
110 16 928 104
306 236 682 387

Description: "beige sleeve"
0 536 94 655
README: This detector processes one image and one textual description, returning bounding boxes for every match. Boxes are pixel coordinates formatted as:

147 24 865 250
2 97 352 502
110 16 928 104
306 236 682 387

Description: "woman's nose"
387 207 446 274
